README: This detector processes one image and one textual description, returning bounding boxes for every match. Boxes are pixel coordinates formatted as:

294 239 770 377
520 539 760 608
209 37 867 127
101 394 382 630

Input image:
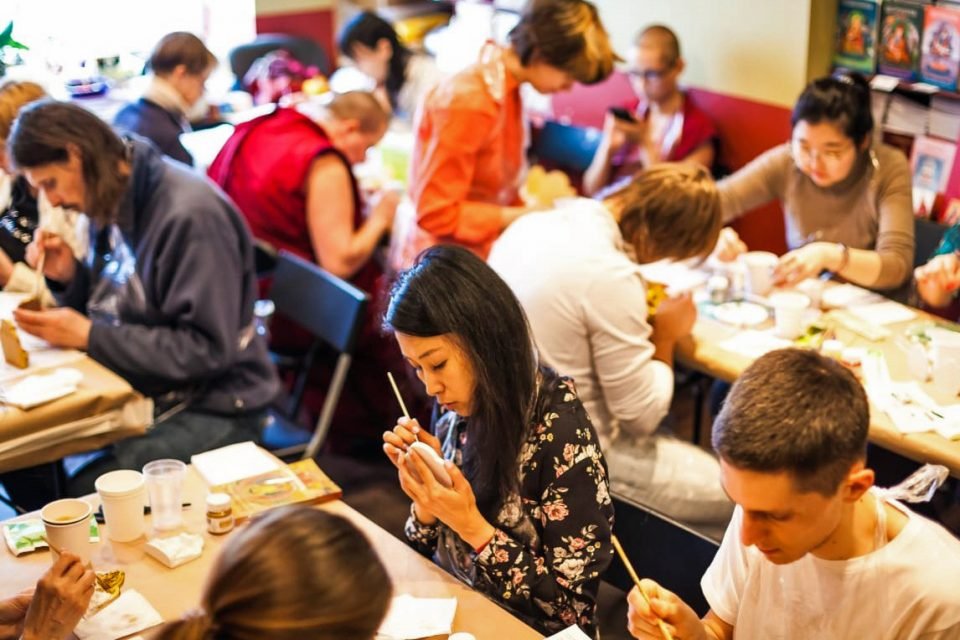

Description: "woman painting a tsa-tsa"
396 0 618 266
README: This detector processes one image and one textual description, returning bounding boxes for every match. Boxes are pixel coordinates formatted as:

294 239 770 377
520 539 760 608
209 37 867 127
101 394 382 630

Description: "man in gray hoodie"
7 100 278 501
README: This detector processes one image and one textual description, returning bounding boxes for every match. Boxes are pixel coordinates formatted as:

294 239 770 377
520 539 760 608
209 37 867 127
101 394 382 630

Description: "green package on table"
2 516 101 556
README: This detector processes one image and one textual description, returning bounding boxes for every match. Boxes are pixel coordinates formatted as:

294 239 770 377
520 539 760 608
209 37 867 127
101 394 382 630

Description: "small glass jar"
206 493 234 535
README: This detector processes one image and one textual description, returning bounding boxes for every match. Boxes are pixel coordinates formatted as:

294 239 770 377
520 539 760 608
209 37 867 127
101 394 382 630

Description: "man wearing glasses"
583 25 717 196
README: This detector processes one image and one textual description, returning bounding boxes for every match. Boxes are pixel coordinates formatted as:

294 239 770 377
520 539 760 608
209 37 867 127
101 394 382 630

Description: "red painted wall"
687 87 792 255
551 73 793 254
255 9 336 71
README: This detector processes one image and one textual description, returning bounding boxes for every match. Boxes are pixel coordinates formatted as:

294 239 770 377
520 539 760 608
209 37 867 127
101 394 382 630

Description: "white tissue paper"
38 189 89 260
144 532 204 568
545 626 592 639
377 594 457 640
74 589 163 640
3 368 83 409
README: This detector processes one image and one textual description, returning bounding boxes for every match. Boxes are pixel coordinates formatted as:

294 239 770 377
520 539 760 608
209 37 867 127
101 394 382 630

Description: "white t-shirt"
488 198 673 444
702 502 960 639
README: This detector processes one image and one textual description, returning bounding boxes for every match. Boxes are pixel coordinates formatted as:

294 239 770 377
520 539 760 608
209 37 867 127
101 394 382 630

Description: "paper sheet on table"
3 368 83 409
74 589 163 640
847 301 917 326
821 283 884 309
637 260 707 294
191 441 282 486
545 625 593 639
718 330 793 360
861 352 960 438
376 594 457 640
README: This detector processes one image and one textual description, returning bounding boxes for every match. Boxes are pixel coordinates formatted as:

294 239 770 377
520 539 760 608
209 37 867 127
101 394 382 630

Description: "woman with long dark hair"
337 11 441 120
382 245 614 637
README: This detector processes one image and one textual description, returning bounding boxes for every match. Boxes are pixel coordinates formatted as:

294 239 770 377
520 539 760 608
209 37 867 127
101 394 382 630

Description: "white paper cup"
770 292 810 339
741 251 778 297
41 498 93 563
143 459 187 531
795 278 825 309
95 469 146 542
931 329 960 397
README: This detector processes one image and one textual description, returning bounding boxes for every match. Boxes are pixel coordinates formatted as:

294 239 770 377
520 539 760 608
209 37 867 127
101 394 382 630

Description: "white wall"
593 0 815 108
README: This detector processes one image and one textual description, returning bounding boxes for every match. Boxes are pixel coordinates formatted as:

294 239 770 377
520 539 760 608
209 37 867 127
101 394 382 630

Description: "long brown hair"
9 100 129 225
151 507 392 640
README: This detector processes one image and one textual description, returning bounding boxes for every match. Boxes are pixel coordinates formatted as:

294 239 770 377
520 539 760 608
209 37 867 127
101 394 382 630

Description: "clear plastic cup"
930 328 960 397
142 459 187 531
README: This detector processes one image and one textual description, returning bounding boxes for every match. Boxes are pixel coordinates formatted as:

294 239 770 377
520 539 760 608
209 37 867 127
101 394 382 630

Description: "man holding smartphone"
583 25 718 196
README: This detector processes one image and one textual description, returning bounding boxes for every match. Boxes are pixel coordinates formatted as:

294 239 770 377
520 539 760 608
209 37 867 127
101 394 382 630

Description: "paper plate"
711 301 769 327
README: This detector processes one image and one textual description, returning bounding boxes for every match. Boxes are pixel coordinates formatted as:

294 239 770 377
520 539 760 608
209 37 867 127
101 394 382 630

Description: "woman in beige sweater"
716 74 914 291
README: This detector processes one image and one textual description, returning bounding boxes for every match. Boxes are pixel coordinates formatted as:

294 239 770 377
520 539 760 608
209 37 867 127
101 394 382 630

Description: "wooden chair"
260 251 369 460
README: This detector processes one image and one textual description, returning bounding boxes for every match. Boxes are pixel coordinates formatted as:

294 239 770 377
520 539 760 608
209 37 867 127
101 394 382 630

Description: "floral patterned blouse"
404 371 615 637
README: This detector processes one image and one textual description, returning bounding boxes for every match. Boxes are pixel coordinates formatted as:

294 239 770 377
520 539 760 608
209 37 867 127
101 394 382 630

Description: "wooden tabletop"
677 306 960 478
0 357 150 473
0 468 544 640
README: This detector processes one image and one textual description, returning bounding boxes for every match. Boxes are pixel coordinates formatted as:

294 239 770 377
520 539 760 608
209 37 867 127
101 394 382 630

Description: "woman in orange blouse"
402 0 617 263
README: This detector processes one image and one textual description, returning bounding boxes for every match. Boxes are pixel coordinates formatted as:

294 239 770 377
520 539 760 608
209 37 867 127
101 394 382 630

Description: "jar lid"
206 493 232 510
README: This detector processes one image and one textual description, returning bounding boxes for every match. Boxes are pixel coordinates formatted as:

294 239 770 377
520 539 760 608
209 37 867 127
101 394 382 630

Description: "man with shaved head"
584 25 718 196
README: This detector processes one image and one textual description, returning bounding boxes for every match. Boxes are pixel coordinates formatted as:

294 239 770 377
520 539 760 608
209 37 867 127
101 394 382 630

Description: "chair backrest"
609 495 719 616
915 217 950 267
530 120 602 175
229 33 331 88
268 251 369 354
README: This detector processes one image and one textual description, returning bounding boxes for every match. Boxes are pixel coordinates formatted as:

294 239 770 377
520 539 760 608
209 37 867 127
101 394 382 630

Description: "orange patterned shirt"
407 45 525 260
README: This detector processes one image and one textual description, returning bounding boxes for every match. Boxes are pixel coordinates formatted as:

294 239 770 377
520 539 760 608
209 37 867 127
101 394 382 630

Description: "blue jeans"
68 409 268 496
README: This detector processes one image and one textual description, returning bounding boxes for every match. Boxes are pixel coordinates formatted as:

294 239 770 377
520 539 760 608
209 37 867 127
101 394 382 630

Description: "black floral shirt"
405 373 615 637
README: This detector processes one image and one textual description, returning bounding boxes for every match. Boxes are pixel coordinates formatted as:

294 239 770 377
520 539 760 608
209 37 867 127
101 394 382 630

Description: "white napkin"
3 368 83 409
74 589 163 640
821 283 884 309
145 532 204 568
376 594 457 640
545 625 592 639
637 259 708 294
38 189 89 260
717 330 793 360
848 301 917 326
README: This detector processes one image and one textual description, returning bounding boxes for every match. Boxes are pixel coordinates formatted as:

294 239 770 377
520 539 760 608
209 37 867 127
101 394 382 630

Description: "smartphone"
609 107 638 123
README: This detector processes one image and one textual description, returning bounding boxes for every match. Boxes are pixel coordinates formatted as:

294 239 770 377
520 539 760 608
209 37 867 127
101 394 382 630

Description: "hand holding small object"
398 452 494 549
27 229 76 284
711 227 747 263
613 535 674 640
383 417 443 468
775 242 838 286
19 551 95 640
